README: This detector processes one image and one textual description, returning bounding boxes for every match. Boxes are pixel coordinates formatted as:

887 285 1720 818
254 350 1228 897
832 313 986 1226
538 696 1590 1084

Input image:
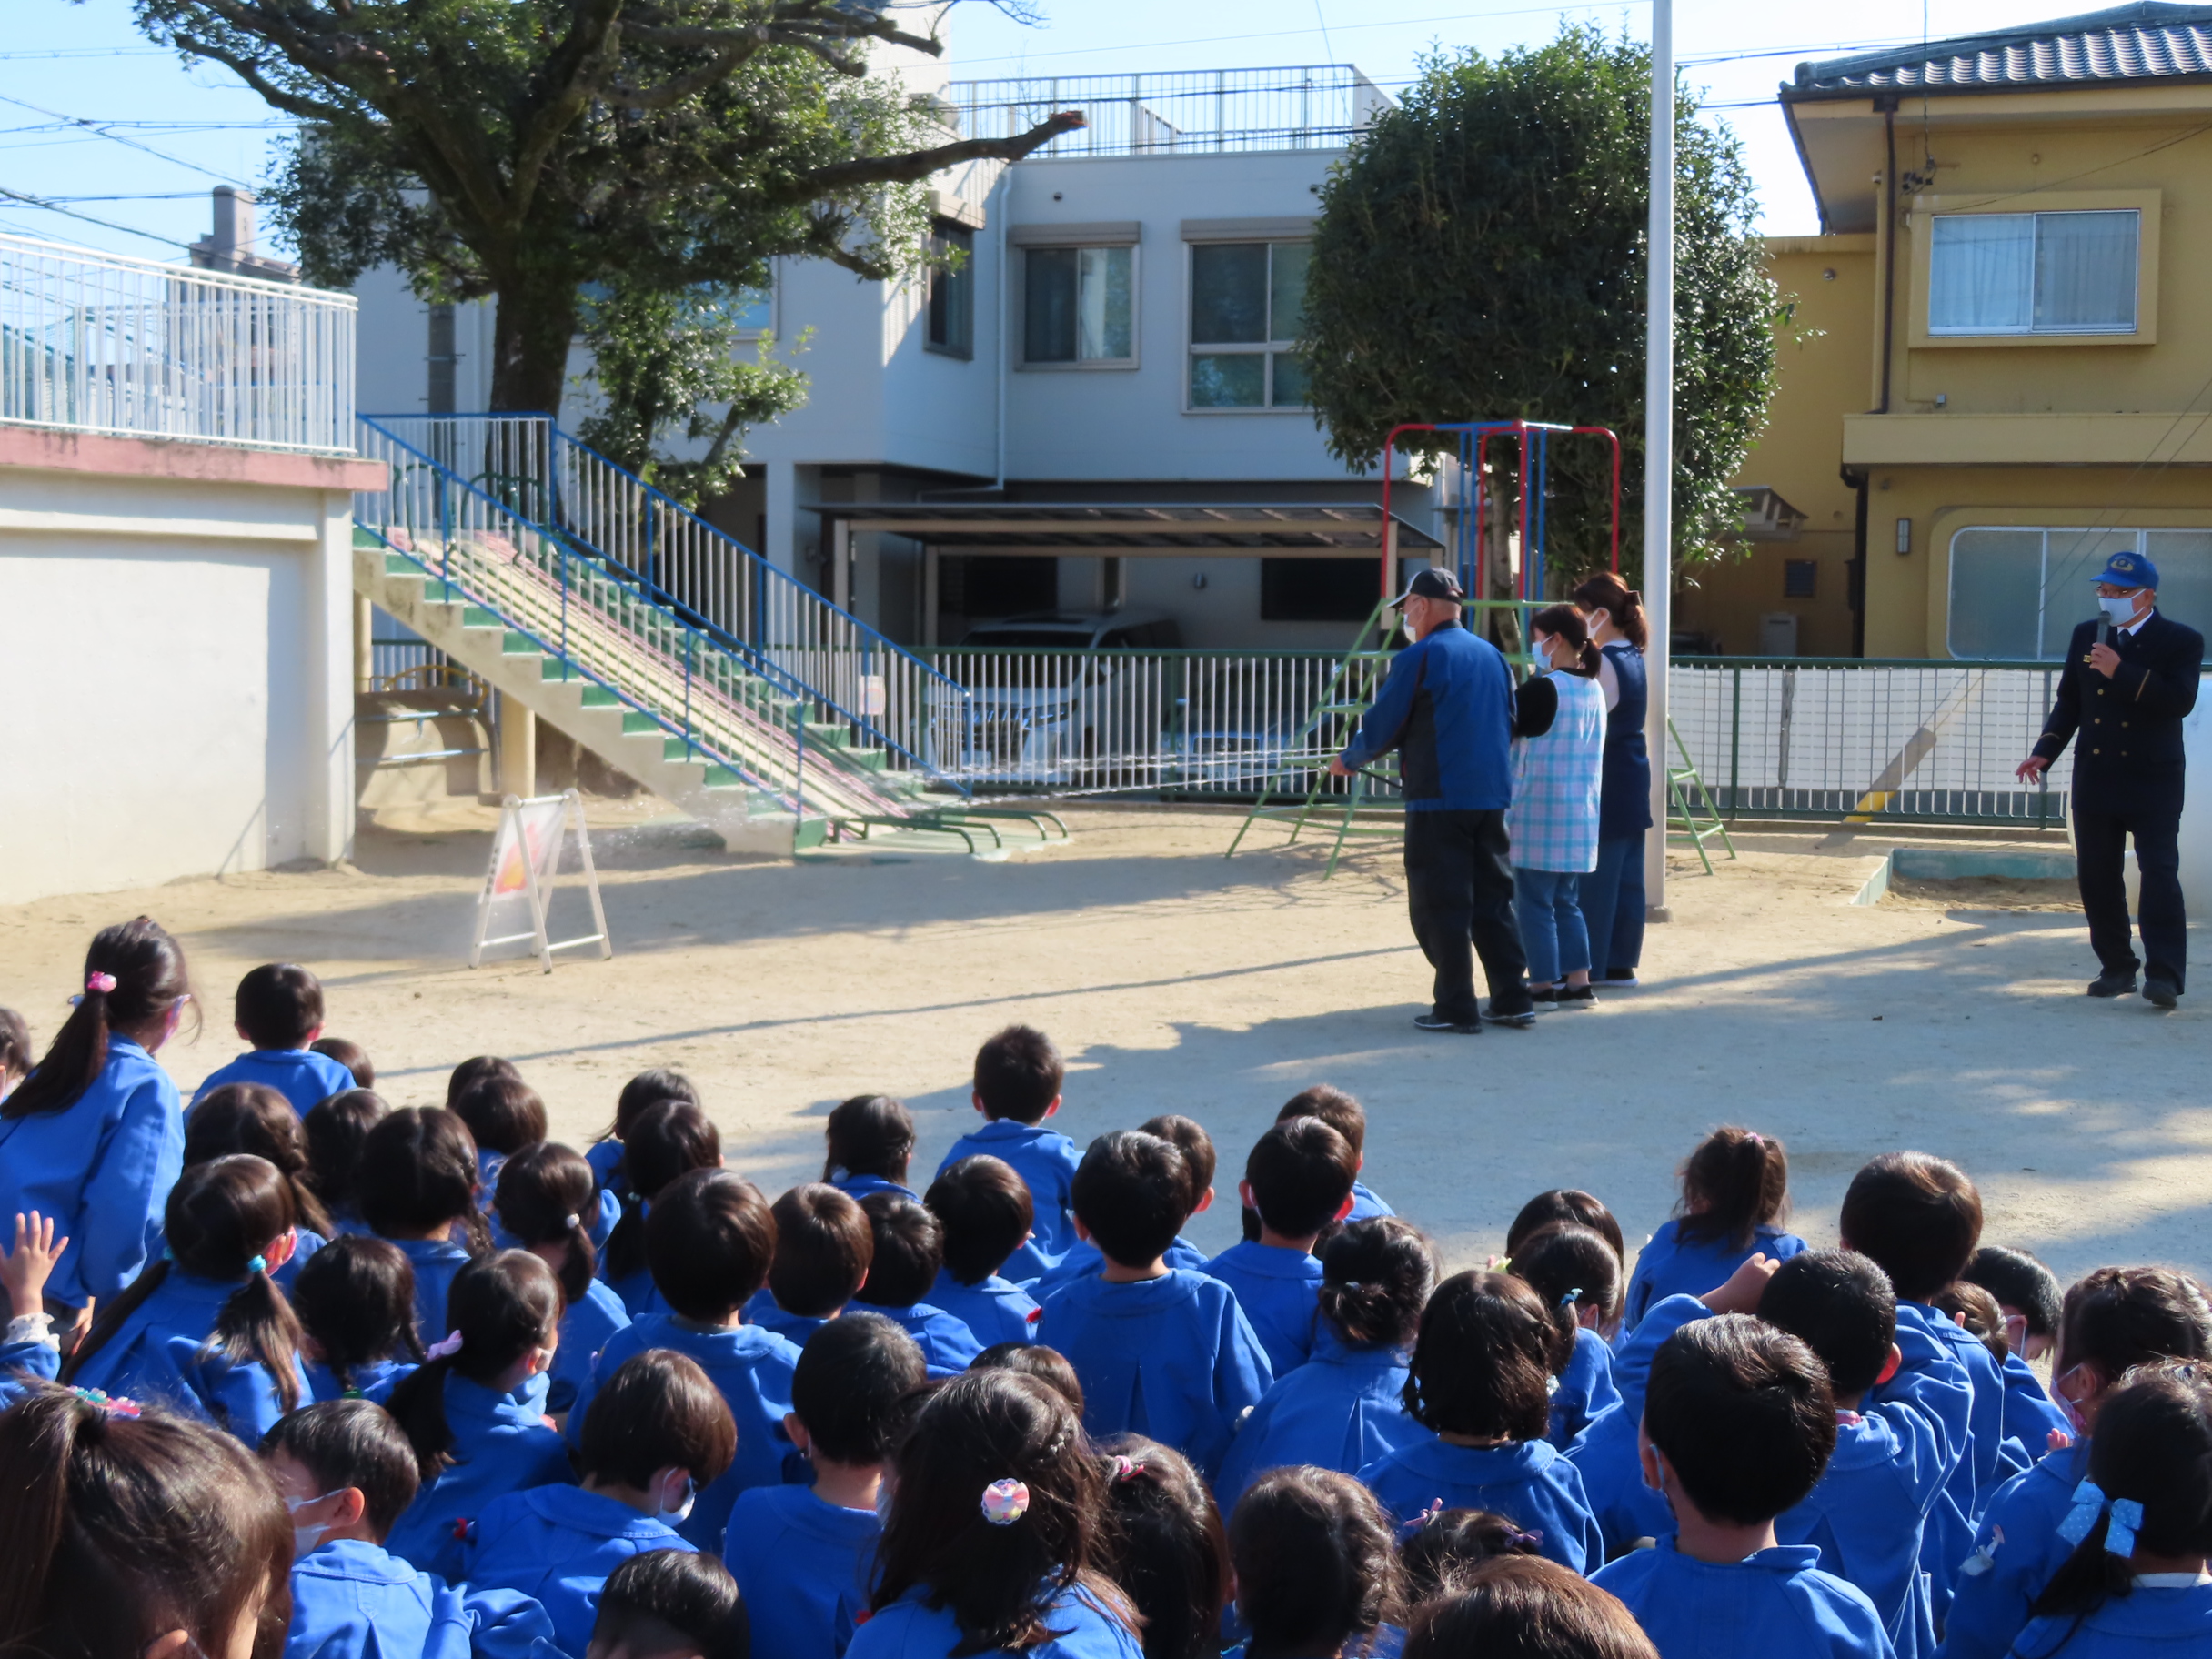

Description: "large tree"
132 0 1077 414
1300 27 1783 585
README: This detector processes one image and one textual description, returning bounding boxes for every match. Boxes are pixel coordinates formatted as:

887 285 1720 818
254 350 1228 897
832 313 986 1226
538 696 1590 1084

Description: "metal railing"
0 231 355 453
943 65 1393 157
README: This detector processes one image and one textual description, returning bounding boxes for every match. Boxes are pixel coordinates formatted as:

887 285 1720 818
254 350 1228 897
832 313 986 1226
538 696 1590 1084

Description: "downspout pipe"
1879 102 1898 415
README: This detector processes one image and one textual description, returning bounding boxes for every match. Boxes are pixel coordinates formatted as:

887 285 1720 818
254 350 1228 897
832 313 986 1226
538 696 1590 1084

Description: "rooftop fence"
942 65 1393 158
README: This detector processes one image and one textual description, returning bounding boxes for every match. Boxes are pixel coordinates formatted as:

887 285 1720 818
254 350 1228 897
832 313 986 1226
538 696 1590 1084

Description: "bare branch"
784 110 1083 197
169 33 357 123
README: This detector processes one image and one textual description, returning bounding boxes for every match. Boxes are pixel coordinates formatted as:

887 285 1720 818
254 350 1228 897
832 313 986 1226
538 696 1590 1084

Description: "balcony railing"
943 65 1393 158
0 231 356 454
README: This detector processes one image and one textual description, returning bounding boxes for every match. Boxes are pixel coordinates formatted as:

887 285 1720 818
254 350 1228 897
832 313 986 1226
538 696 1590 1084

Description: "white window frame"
1946 525 2201 659
1927 209 2140 337
1016 241 1140 371
1183 238 1311 414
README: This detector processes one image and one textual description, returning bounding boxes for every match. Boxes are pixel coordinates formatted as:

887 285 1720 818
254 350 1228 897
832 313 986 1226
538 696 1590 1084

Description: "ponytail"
384 1250 563 1480
360 1107 493 1257
1569 573 1650 651
494 1142 600 1305
5 917 194 1121
1675 1126 1789 1251
1317 1218 1436 1352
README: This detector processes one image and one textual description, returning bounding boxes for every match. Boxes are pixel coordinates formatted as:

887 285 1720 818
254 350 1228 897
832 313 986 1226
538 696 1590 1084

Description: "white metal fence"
943 65 1393 157
0 231 356 453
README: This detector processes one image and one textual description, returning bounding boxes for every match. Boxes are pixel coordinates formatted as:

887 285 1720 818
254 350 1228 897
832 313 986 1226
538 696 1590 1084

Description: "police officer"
1328 567 1533 1032
2016 549 2205 1009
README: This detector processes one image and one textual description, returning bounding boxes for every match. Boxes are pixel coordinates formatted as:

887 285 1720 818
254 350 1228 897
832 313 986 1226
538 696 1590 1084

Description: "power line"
0 186 195 249
0 93 256 186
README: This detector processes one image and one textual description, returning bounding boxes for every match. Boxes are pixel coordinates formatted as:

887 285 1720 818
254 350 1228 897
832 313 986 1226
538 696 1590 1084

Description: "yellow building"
1687 3 2212 660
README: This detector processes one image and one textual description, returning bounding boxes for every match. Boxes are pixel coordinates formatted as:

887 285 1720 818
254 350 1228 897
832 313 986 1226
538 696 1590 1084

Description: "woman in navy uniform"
2016 549 2205 1009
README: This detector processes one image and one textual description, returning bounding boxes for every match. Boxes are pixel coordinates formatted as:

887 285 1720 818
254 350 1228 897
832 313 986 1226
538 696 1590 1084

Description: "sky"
0 0 2104 266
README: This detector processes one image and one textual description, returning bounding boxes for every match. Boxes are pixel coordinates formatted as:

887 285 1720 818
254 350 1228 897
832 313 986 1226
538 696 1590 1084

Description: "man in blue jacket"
1330 567 1531 1031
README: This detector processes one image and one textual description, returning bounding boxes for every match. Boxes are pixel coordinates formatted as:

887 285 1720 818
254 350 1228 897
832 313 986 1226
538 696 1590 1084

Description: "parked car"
933 611 1183 785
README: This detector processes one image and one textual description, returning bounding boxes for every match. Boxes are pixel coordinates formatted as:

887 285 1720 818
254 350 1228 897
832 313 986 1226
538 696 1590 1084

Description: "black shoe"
1556 984 1600 1010
1413 1011 1482 1033
1603 969 1640 988
2087 972 2138 999
1481 1000 1538 1029
1529 985 1563 1012
2145 977 2180 1010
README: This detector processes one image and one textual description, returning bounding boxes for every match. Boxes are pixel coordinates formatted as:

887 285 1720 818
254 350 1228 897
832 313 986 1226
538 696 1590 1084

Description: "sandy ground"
2 804 2204 1286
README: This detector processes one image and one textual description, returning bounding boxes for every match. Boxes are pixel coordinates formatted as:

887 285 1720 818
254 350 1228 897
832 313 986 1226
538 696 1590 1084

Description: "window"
1929 211 2138 335
1024 246 1134 363
1783 559 1817 599
1262 558 1379 622
1189 241 1310 407
926 224 974 357
1946 528 2212 659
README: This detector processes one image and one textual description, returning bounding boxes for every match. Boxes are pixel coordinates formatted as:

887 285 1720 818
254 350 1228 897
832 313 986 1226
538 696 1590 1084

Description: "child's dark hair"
1838 1151 1982 1300
291 1235 427 1393
791 1310 928 1465
647 1168 777 1322
1644 1314 1835 1526
872 1369 1131 1653
1966 1245 2064 1342
1318 1217 1434 1351
0 1383 292 1659
260 1398 420 1539
1229 1465 1404 1659
452 1074 547 1159
598 1067 702 1149
1404 1272 1566 1443
309 1035 374 1089
973 1024 1064 1123
767 1184 872 1318
384 1251 563 1480
1511 1222 1622 1334
187 1081 338 1240
1071 1131 1191 1269
495 1142 599 1304
1570 571 1650 650
578 1350 739 1488
445 1054 518 1109
1404 1557 1659 1659
1277 1086 1366 1160
235 963 324 1051
304 1088 388 1222
1756 1250 1897 1400
854 1192 943 1310
928 1156 1036 1287
1397 1507 1542 1603
66 1154 307 1417
358 1107 492 1256
1934 1282 2008 1364
1530 603 1604 678
972 1341 1085 1413
5 917 196 1121
1674 1126 1789 1251
603 1100 722 1285
1140 1114 1218 1214
2056 1265 2212 1387
1098 1434 1229 1659
824 1093 916 1184
0 1007 34 1091
591 1549 750 1659
1245 1118 1356 1241
1503 1190 1625 1269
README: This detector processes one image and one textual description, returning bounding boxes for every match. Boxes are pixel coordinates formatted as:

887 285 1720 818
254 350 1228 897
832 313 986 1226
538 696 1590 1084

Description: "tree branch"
169 34 357 123
510 0 628 203
783 110 1084 198
605 46 754 108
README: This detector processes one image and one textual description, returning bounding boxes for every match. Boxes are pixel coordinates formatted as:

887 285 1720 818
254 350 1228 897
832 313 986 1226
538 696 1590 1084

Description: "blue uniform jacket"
847 1584 1142 1659
1779 1403 1947 1659
935 1121 1084 1281
2011 1581 2212 1657
0 1332 61 1409
1879 1302 1980 1618
303 1355 416 1403
1622 1219 1810 1332
587 1138 626 1197
1358 1433 1606 1575
1563 1292 1701 1554
1937 1437 2093 1659
1034 1269 1272 1482
387 1235 476 1342
1203 1240 1323 1379
548 1276 630 1417
1593 1537 1896 1659
741 1288 833 1347
856 1299 981 1378
567 1313 802 1553
724 1483 883 1659
830 1172 920 1203
284 1537 559 1659
462 1483 694 1655
1346 1181 1394 1222
69 1271 307 1441
273 1226 327 1297
928 1268 1040 1348
0 1037 182 1310
1214 1330 1423 1509
1550 1324 1623 1450
1997 1351 2070 1463
1337 617 1514 811
1029 1236 1210 1298
606 1264 669 1321
384 1371 574 1574
194 1047 356 1118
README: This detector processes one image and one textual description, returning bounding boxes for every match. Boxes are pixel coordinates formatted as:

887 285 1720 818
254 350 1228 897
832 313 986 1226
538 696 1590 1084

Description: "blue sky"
1 0 2084 265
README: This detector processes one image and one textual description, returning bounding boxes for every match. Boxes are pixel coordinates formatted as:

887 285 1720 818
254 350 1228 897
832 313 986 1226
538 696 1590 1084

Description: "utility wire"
0 93 254 185
0 186 195 248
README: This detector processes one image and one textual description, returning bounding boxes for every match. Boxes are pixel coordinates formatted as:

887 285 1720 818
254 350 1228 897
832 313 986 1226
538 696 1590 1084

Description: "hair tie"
85 971 117 994
564 1213 582 1231
1745 1132 1765 1149
1109 1455 1143 1483
71 1387 142 1418
2058 1479 2108 1546
161 1244 175 1263
1507 1526 1544 1552
1559 1288 1583 1308
980 1479 1030 1524
425 1330 465 1360
2106 1498 2144 1557
246 1255 267 1275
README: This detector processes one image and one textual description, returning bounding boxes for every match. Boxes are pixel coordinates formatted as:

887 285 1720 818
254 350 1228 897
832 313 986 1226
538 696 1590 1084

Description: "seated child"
590 1068 702 1200
265 1398 558 1659
1404 1557 1659 1659
934 1024 1081 1282
1096 1436 1230 1659
1229 1466 1406 1659
925 1155 1041 1346
184 1081 337 1292
466 1350 739 1654
191 962 356 1116
382 1250 573 1572
1504 1187 1628 1270
824 1094 920 1202
1591 1316 1891 1658
498 1141 632 1416
1206 1118 1358 1378
1277 1086 1394 1221
359 1107 492 1340
569 1168 803 1553
1511 1222 1625 1447
1963 1244 2071 1456
1622 1126 1806 1331
310 1033 375 1089
1035 1130 1271 1482
1356 1271 1604 1574
447 1054 520 1107
1218 1216 1435 1508
588 1550 751 1659
293 1233 426 1401
742 1183 873 1345
600 1101 723 1318
852 1192 984 1376
0 1210 65 1408
1034 1116 1217 1296
1396 1508 1543 1604
725 1312 928 1659
305 1087 388 1236
972 1340 1086 1413
849 1369 1143 1659
65 1153 307 1442
452 1071 548 1207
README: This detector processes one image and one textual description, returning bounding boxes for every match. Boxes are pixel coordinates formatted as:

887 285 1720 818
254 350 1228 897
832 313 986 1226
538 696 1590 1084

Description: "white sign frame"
469 789 614 973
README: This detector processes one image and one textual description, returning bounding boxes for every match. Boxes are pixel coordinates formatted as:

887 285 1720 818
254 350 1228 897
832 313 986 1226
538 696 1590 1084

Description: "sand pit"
3 805 2204 1284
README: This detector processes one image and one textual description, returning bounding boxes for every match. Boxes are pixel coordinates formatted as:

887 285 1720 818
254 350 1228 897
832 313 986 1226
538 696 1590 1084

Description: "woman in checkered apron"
1506 605 1608 1010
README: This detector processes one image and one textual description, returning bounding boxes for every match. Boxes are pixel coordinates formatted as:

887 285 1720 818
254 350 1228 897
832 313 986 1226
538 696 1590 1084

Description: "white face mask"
2099 594 2142 625
286 1493 333 1558
658 1475 698 1525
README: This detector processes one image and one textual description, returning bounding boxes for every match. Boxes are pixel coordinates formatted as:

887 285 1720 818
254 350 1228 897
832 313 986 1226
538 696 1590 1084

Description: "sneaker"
1603 969 1640 988
2087 972 2138 999
1413 1011 1482 1033
1529 985 1563 1012
1480 1000 1538 1029
2145 977 2180 1010
1556 984 1600 1010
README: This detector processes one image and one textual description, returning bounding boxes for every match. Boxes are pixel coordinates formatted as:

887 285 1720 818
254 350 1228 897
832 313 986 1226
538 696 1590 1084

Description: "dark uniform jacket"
1339 618 1515 810
2031 611 2205 815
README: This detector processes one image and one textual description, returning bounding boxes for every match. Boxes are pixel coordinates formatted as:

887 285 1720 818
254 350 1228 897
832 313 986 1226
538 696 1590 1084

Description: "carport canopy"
815 501 1443 558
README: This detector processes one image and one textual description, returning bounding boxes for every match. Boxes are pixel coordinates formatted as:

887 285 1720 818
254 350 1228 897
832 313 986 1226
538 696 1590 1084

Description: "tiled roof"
1787 2 2212 96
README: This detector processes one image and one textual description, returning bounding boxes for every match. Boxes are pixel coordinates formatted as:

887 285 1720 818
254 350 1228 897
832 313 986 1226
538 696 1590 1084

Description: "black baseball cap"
1391 567 1466 608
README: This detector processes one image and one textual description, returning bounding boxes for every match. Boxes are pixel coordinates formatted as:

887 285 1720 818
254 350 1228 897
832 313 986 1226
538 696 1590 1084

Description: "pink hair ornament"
980 1478 1031 1524
85 972 117 994
425 1331 465 1360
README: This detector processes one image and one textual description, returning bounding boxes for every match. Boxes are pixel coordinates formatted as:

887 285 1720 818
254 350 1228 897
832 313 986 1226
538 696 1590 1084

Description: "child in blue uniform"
1096 1436 1230 1659
495 1142 631 1418
850 1367 1144 1659
310 1033 374 1088
824 1093 921 1202
466 1349 738 1653
1623 1125 1807 1331
852 1192 984 1374
183 1081 336 1293
1217 1216 1433 1508
568 1167 802 1553
1509 1222 1624 1447
1031 1115 1216 1296
588 1552 750 1659
1409 1560 1658 1659
292 1234 425 1401
585 1066 700 1202
360 1107 492 1341
1276 1086 1395 1221
1229 1467 1407 1659
1356 1270 1604 1574
382 1249 573 1572
726 1312 928 1659
192 962 357 1117
924 1156 1041 1347
1592 1316 1894 1659
1036 1130 1272 1482
264 1398 559 1659
743 1182 872 1345
935 1024 1082 1282
1206 1118 1357 1378
598 1099 721 1317
1965 1244 2074 1456
0 918 194 1320
66 1153 309 1442
304 1087 388 1236
454 1071 548 1212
